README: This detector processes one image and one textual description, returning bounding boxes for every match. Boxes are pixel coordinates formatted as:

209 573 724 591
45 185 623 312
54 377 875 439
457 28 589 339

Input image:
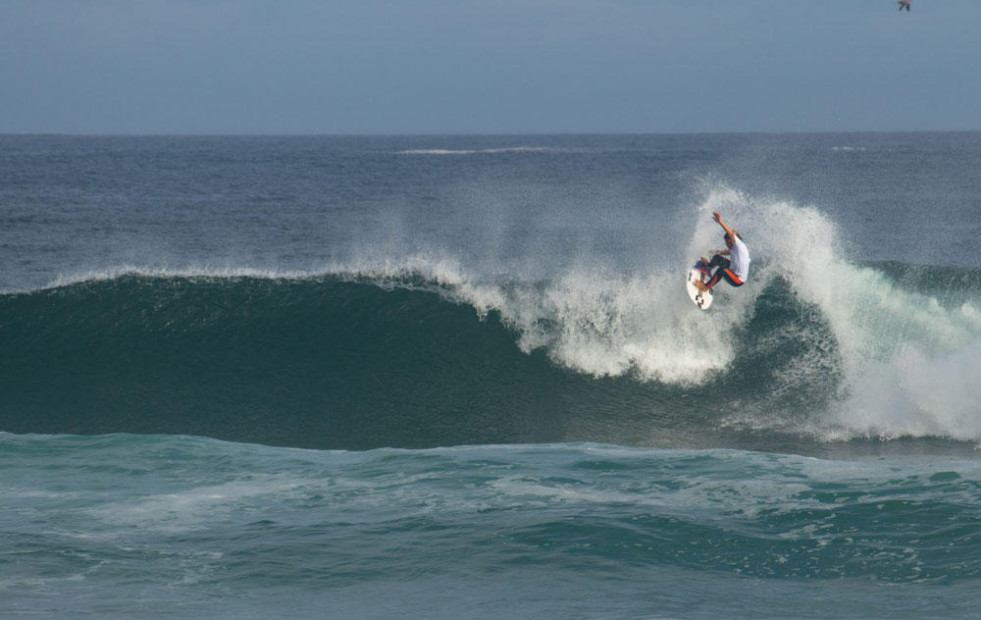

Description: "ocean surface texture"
2 133 981 618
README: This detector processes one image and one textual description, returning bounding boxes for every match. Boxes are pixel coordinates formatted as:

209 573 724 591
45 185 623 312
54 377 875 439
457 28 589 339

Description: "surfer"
898 0 911 11
693 212 750 293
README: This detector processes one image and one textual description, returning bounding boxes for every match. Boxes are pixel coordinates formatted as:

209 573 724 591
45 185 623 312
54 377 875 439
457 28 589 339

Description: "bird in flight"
897 0 911 11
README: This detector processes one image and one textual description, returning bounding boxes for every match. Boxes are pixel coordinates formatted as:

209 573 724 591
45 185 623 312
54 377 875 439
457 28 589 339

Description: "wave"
2 256 981 453
3 185 980 452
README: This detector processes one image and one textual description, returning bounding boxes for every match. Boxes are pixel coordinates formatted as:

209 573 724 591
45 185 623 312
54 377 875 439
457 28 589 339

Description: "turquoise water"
3 435 980 619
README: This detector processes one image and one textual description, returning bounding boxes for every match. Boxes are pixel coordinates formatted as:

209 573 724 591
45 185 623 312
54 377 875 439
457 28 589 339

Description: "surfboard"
686 264 713 310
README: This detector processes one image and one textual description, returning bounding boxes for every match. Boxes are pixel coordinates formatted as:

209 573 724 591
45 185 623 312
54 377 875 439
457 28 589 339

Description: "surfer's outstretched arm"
713 211 737 240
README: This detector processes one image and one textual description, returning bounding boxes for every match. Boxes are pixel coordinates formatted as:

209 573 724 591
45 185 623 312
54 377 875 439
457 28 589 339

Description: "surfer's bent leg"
704 254 730 289
721 270 744 287
704 257 745 289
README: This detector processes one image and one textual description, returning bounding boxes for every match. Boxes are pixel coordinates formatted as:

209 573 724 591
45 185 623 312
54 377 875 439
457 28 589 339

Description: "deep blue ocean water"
2 133 981 618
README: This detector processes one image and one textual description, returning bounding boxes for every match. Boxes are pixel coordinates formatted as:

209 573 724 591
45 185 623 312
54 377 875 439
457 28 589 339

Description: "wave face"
1 274 546 449
4 255 981 453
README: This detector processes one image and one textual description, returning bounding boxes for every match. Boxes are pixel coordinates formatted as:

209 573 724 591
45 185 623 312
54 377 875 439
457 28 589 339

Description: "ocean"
2 133 980 618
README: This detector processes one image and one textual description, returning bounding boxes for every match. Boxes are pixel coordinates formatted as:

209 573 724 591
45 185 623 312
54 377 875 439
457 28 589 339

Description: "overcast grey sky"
2 1 978 135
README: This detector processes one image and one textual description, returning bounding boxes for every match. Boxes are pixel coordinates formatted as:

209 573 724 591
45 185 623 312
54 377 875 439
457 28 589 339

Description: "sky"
1 0 979 135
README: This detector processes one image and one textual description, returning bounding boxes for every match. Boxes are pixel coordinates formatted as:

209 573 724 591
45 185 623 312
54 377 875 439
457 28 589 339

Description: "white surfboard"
686 267 713 310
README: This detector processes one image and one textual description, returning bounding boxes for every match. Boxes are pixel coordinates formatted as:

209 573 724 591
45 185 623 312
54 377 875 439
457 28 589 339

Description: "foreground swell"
3 434 980 618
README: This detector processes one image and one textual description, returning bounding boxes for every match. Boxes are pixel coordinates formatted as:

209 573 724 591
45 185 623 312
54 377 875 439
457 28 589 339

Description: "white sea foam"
432 185 764 385
435 183 981 441
703 186 981 442
87 475 302 534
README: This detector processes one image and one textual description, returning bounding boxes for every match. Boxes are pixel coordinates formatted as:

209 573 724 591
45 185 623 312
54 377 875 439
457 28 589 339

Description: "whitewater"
2 133 981 618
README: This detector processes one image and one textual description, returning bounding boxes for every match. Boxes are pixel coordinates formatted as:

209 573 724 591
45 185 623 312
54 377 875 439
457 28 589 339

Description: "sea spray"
683 187 981 442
